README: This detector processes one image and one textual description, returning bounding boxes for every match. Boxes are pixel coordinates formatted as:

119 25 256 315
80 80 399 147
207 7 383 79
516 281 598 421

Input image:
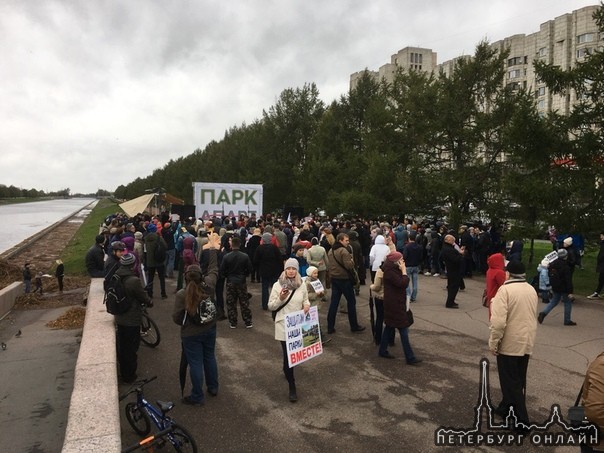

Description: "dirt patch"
46 307 87 330
1 215 91 311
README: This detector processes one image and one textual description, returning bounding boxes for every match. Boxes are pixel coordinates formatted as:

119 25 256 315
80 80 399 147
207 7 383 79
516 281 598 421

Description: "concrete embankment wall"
62 279 121 452
0 282 22 320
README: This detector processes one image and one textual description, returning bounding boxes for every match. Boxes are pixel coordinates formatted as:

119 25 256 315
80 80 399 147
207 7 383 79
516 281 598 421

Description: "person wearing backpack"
172 235 220 406
538 249 576 326
114 253 152 384
144 223 168 300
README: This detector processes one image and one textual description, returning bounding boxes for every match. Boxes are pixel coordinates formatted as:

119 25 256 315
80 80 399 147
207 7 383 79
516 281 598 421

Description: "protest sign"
285 306 323 368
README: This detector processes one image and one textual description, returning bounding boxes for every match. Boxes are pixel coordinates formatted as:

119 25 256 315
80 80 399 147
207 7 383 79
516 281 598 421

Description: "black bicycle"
120 376 197 452
140 307 160 348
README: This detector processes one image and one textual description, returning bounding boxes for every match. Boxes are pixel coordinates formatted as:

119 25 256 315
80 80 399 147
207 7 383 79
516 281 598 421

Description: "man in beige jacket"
489 260 538 428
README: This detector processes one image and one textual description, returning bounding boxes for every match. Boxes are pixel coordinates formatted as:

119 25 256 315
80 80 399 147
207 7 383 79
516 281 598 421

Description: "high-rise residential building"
350 5 600 116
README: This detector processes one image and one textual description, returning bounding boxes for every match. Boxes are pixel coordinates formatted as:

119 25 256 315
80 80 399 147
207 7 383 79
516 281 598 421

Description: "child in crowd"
537 259 551 304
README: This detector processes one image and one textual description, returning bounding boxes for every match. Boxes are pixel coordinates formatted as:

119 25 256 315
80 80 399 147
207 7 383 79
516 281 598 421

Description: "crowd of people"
86 210 603 442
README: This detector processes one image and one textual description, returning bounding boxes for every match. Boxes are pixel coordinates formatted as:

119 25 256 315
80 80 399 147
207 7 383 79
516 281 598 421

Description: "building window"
537 99 545 109
538 47 547 57
507 82 521 91
537 86 546 97
577 47 593 59
507 56 524 66
508 69 521 79
577 33 595 44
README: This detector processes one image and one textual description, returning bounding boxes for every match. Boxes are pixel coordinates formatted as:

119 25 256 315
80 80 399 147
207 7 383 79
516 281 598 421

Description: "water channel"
0 198 97 254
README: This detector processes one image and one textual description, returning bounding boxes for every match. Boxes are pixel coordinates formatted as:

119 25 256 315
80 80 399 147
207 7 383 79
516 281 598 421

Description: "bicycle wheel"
167 422 198 453
125 402 151 436
140 313 161 348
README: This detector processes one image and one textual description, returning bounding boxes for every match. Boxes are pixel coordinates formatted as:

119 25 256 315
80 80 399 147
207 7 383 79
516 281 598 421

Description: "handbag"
406 297 414 327
568 384 586 426
271 288 297 320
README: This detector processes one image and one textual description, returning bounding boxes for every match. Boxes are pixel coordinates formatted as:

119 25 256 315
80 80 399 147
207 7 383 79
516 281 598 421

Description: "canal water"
0 198 97 254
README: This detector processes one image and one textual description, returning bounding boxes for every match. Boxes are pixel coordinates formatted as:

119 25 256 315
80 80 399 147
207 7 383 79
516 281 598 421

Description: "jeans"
542 291 572 323
406 266 419 301
165 249 176 278
379 326 416 363
181 326 219 403
24 280 31 294
327 278 360 332
261 276 277 310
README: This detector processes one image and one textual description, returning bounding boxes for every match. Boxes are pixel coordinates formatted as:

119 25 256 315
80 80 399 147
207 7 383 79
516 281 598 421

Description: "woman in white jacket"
369 235 390 282
268 258 310 403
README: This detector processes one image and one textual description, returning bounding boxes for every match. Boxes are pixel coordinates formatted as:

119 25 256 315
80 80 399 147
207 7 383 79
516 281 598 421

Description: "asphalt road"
118 272 604 453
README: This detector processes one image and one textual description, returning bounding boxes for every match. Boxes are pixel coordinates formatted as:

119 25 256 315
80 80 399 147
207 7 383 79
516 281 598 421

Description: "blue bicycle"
119 376 197 452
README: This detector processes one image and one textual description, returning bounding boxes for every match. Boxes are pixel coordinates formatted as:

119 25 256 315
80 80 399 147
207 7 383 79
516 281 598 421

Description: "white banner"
192 182 263 220
285 306 323 368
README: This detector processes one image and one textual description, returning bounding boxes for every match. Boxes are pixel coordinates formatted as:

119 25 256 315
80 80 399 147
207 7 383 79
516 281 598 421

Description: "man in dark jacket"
114 253 152 383
254 233 283 310
326 233 365 334
85 234 106 278
538 249 576 326
220 236 253 328
104 240 125 279
144 224 168 299
587 231 604 299
442 234 465 309
403 234 423 302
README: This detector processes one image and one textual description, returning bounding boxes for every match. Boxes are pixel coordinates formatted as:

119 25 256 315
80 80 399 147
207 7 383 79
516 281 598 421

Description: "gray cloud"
0 0 596 194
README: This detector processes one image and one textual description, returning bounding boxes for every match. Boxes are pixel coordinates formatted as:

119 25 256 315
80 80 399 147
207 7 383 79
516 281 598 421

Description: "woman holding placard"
268 258 310 403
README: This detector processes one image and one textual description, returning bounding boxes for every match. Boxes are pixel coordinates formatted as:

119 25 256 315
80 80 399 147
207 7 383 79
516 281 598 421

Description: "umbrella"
179 342 188 397
369 288 376 339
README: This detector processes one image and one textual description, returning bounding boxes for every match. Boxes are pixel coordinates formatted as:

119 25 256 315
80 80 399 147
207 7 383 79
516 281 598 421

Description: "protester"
537 259 551 304
378 252 421 364
85 234 106 278
114 253 152 384
267 258 310 403
254 233 283 311
34 271 43 294
306 237 329 296
172 252 220 406
144 224 168 300
104 241 126 279
488 260 537 429
326 233 365 334
538 249 576 326
441 234 465 309
485 250 506 318
220 236 253 328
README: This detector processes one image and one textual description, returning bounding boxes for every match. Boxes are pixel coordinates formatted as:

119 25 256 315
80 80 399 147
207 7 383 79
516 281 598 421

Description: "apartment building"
350 5 601 116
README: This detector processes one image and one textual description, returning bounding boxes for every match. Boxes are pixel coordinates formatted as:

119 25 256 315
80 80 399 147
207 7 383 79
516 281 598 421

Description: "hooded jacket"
382 259 411 328
485 253 506 306
328 241 355 279
369 236 390 271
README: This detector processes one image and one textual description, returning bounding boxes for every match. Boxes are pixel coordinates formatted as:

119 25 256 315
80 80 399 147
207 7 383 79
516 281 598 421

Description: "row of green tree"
115 6 603 234
0 185 71 199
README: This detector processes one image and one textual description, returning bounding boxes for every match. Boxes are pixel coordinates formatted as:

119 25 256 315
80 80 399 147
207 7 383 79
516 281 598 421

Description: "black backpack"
104 274 132 315
183 294 217 326
154 238 167 263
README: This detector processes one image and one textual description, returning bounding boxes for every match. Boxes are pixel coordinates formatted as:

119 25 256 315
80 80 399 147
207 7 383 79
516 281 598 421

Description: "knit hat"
134 231 143 240
386 251 403 262
557 249 568 259
506 260 525 275
284 258 299 272
262 233 272 244
306 266 318 277
147 223 157 233
563 237 573 246
540 259 549 268
120 253 135 267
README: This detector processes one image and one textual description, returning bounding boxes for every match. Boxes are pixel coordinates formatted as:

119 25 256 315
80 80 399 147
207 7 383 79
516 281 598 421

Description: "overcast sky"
0 0 598 195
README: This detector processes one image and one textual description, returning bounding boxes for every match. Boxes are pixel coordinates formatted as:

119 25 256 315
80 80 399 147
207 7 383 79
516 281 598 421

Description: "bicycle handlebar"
118 375 158 401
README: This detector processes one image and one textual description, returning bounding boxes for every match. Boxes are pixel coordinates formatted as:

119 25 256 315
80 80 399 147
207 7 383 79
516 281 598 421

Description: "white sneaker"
432 273 440 277
424 271 431 276
587 292 600 299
